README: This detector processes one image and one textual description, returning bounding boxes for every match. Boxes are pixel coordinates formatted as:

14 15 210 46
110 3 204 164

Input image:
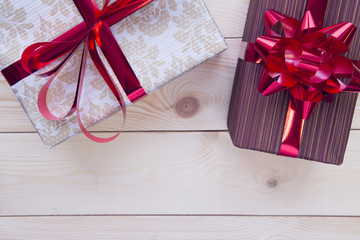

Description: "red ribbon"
244 0 360 157
15 0 154 143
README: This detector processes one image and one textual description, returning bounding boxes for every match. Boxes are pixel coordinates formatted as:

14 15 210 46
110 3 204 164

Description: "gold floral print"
88 64 106 91
172 0 224 55
116 17 139 36
0 0 34 66
136 3 171 37
80 100 119 125
33 15 79 39
0 0 34 40
0 0 34 42
87 64 118 101
158 0 178 11
8 0 226 147
116 0 177 37
164 54 197 79
62 49 82 85
41 0 75 17
90 75 106 91
46 81 76 117
21 81 75 146
121 36 165 91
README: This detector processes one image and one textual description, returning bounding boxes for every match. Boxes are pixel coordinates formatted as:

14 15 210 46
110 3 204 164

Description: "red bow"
245 6 360 157
20 0 153 143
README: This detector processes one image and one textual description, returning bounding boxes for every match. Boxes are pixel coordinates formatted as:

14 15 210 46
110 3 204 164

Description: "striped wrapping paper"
228 0 360 165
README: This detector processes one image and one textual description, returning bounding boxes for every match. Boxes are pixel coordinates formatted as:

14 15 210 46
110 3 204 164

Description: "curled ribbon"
19 0 153 143
244 0 360 157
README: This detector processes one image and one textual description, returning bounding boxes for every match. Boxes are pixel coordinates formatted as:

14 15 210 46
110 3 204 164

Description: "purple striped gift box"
228 0 360 165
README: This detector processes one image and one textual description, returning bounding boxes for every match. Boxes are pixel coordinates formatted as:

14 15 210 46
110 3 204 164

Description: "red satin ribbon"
11 0 154 143
244 0 360 157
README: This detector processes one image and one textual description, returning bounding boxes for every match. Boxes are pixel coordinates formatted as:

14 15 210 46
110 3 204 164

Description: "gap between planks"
1 215 360 240
1 214 360 218
1 131 360 216
1 129 359 134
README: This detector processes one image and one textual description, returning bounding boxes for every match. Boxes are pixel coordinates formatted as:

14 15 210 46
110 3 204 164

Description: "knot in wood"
175 96 200 118
266 178 278 188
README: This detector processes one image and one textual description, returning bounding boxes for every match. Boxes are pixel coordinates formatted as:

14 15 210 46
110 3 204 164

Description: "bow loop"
19 0 154 143
320 22 357 54
264 9 300 37
243 5 360 157
247 9 360 116
300 11 319 31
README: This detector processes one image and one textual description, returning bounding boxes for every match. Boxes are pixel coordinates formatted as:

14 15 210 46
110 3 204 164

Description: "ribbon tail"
258 71 287 96
279 98 305 157
88 30 122 101
37 39 86 121
75 37 126 143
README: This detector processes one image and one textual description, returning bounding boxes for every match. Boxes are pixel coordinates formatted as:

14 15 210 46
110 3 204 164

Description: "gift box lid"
228 0 360 165
1 0 227 148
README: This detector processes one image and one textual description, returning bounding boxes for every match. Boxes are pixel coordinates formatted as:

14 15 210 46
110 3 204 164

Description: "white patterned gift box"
0 0 227 147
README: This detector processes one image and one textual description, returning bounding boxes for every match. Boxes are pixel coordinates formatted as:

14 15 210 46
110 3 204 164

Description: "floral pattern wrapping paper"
0 0 227 147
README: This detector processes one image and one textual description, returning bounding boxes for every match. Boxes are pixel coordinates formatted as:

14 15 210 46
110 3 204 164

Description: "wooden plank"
205 0 250 38
1 216 360 240
0 39 241 132
1 131 360 216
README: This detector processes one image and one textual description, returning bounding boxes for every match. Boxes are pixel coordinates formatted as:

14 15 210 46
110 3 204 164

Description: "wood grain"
205 0 250 37
1 0 360 238
1 131 360 216
1 216 360 240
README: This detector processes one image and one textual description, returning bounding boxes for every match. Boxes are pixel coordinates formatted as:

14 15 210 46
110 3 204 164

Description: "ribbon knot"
19 0 154 143
244 3 360 157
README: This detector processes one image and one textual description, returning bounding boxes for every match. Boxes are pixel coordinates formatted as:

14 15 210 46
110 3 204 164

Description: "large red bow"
20 0 153 143
245 4 360 157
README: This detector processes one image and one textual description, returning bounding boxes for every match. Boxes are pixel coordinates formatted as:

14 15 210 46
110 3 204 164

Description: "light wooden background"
1 0 360 239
